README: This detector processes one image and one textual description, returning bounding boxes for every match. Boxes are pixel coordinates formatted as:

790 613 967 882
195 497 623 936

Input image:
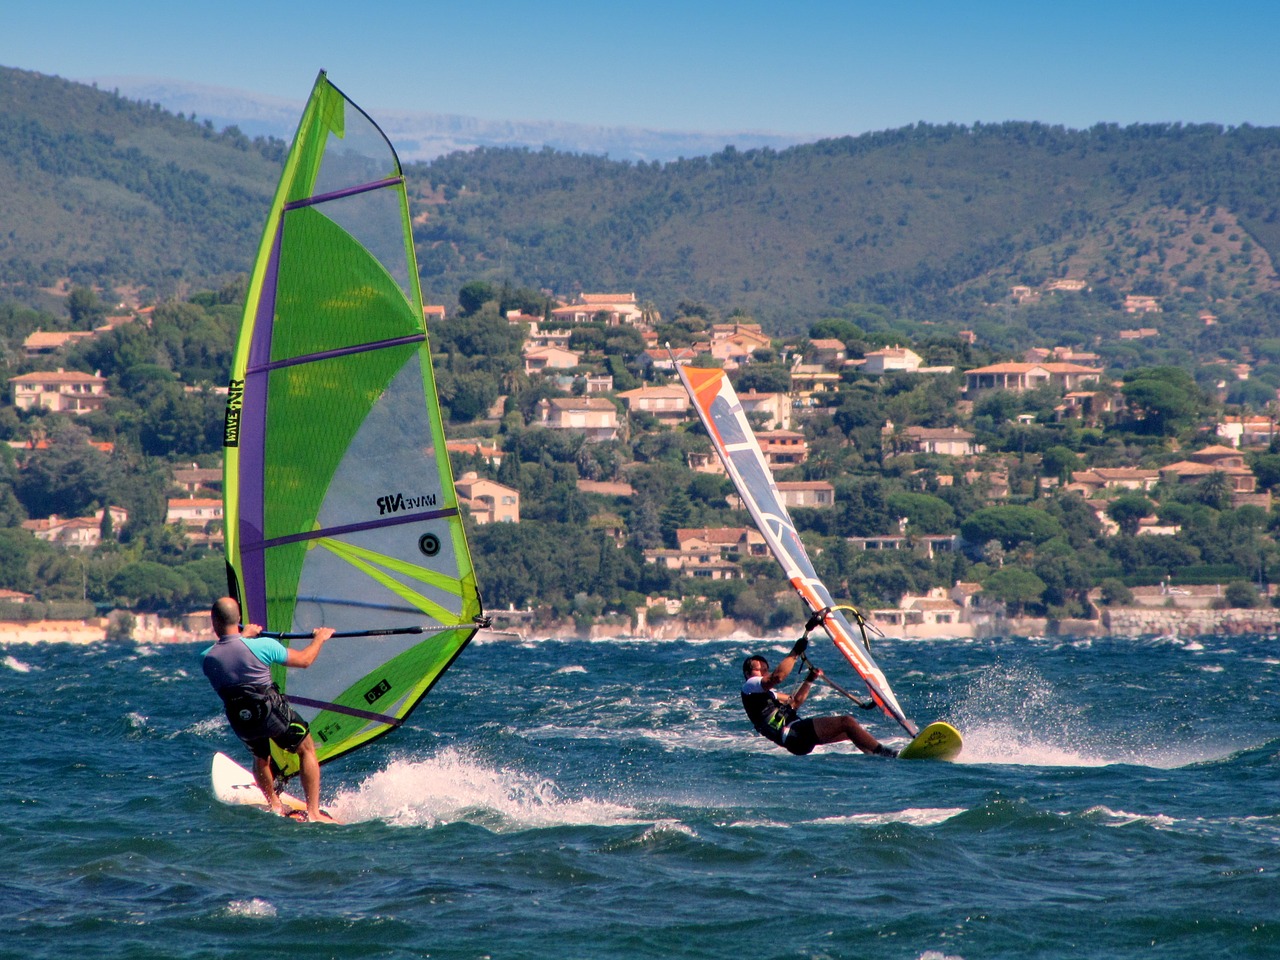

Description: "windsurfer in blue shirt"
203 596 336 822
740 637 898 757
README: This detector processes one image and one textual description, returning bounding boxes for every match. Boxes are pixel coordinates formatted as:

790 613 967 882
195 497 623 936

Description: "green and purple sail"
224 72 482 776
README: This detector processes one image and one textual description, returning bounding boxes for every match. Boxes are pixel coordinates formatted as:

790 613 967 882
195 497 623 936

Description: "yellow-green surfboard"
898 721 963 761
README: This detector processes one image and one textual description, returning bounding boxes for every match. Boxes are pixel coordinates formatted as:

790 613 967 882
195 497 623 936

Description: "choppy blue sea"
2 630 1277 959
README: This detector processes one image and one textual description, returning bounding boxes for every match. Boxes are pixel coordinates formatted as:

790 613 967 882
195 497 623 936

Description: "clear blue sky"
5 0 1279 136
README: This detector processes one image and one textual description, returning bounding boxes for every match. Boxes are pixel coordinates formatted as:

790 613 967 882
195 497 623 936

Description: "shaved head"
210 597 241 634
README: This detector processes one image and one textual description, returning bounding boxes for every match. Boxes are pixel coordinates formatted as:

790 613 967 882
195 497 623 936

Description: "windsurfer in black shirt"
740 637 898 757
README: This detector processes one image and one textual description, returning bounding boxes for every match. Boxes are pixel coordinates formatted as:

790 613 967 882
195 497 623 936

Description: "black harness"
219 682 293 741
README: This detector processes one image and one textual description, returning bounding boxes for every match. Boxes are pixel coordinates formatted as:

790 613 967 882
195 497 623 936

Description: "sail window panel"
284 624 474 764
287 520 471 637
319 355 451 532
313 101 399 199
708 395 750 447
261 346 413 541
271 203 418 364
310 184 414 302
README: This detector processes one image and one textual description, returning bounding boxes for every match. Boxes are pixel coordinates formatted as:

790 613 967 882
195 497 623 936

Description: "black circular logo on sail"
418 533 441 557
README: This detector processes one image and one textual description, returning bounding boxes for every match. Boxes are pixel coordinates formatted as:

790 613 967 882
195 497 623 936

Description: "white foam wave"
183 717 226 738
813 807 966 827
941 663 1245 769
3 655 32 673
1082 805 1179 829
225 898 277 918
328 747 644 829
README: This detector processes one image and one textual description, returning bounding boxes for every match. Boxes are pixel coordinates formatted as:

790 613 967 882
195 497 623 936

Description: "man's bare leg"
295 736 335 822
811 715 884 754
252 755 286 814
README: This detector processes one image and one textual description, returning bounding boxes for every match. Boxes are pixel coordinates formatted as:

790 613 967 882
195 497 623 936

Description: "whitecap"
181 717 227 738
3 655 32 673
328 747 644 829
554 665 587 675
1082 804 1178 829
813 807 967 827
225 898 277 918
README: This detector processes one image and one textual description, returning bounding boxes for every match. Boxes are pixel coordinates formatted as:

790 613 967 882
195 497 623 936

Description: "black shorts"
223 685 310 760
237 704 309 760
782 718 818 756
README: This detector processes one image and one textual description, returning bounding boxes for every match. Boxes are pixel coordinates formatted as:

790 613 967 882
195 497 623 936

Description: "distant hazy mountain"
87 76 809 163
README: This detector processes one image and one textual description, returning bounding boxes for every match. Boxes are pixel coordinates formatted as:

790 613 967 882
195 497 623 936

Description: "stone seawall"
1102 607 1280 638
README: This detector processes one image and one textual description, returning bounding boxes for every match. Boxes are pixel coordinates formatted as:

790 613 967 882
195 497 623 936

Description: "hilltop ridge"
5 64 1280 360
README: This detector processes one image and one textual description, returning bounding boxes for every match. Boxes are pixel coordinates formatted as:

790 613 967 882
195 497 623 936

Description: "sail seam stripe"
286 695 402 726
284 176 403 210
244 507 461 551
248 333 426 374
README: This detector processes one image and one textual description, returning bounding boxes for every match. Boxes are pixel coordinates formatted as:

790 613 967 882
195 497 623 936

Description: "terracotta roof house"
23 506 128 550
730 481 835 510
1067 467 1161 496
522 345 581 374
536 397 619 442
549 293 644 326
455 472 520 524
897 425 982 456
1217 415 1277 448
964 362 1101 396
1158 446 1267 507
757 430 809 466
862 346 922 375
616 386 690 424
10 369 109 414
23 329 95 356
173 466 222 495
737 390 791 430
808 339 848 367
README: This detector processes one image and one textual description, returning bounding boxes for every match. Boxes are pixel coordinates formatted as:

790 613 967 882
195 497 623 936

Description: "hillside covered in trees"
5 65 1280 360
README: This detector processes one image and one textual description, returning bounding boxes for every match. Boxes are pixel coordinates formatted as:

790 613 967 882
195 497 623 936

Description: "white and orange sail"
676 364 916 736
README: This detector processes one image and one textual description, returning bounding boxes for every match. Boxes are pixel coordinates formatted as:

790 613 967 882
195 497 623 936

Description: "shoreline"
4 603 1280 647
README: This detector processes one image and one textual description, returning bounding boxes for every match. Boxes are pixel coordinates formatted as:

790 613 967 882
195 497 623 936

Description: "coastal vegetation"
4 65 1280 630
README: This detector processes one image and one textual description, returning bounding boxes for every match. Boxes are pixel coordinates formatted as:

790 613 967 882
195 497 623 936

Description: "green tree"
885 491 955 534
67 285 108 326
14 422 121 519
0 528 45 591
1099 578 1134 606
1224 581 1259 608
1107 494 1154 537
732 365 791 394
109 561 188 612
1120 367 1205 436
960 505 1064 551
458 280 497 316
1041 445 1080 482
982 566 1046 616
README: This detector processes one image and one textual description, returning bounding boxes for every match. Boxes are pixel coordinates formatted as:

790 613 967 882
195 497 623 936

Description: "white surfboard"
211 751 308 815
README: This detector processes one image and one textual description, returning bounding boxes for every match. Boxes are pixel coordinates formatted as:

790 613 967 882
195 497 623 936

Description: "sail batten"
248 333 428 374
676 363 917 737
225 72 482 777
